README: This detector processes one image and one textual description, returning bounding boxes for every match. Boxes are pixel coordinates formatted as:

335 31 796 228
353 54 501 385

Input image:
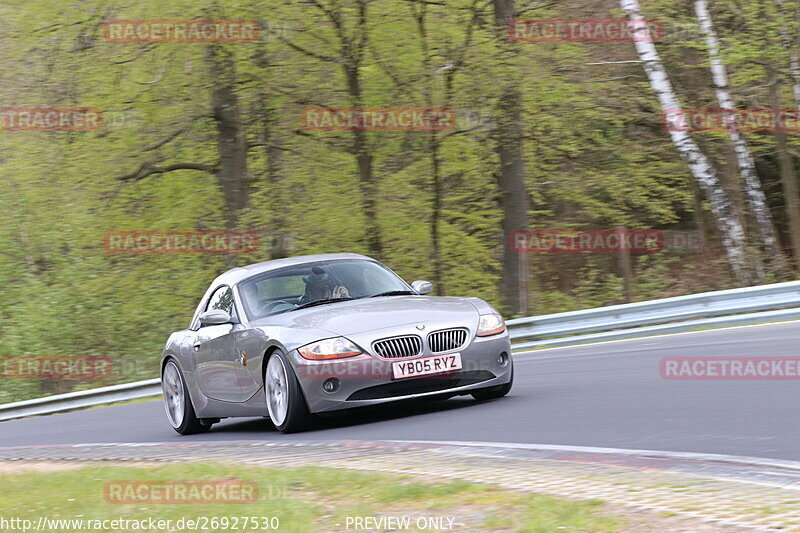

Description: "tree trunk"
346 63 381 258
343 1 382 259
695 0 786 278
621 0 753 283
429 135 444 293
771 0 800 270
412 0 481 295
416 2 444 295
348 94 382 258
687 176 709 244
285 0 381 258
774 0 800 105
258 95 291 259
254 41 290 260
767 70 800 271
264 106 291 259
493 0 530 314
206 46 249 232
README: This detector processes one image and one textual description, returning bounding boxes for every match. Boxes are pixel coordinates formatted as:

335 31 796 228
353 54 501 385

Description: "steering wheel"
257 300 293 315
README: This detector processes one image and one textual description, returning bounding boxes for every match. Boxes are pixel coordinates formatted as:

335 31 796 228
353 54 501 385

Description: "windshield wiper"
293 297 354 311
368 290 416 298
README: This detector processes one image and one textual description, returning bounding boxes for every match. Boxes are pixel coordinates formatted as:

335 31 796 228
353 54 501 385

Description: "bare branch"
585 60 644 65
271 85 341 110
369 44 415 89
113 44 156 65
143 115 207 152
282 39 339 62
584 75 643 82
435 123 486 145
516 1 561 16
115 162 215 181
355 0 370 61
246 142 303 155
308 0 336 20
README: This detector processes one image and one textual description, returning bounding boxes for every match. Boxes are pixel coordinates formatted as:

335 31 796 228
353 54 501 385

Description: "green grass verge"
0 462 622 532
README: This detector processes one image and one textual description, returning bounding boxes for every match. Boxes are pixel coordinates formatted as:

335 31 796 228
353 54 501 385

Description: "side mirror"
199 309 232 326
411 280 433 295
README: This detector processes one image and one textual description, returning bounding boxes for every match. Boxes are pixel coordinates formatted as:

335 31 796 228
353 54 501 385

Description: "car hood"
279 296 480 336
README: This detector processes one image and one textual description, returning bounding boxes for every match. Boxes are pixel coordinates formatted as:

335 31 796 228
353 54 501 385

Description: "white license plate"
392 353 462 379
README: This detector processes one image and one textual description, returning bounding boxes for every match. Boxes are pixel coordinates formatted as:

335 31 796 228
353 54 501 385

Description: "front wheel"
472 363 513 401
162 360 211 435
265 350 314 433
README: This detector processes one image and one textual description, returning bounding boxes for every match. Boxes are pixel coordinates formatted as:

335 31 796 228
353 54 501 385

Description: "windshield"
238 259 412 319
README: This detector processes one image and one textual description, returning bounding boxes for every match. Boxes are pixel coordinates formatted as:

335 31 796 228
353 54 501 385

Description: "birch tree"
695 0 788 277
620 0 753 283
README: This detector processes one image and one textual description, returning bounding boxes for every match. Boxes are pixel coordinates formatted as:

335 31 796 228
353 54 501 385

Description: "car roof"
212 252 375 286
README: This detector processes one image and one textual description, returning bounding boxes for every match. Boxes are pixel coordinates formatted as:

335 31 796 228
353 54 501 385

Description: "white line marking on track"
12 439 800 472
384 440 800 472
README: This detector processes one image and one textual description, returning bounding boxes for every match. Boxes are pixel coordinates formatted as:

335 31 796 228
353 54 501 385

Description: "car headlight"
298 337 362 360
477 312 506 337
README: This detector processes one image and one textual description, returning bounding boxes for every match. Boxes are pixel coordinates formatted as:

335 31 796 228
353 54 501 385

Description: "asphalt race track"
2 322 798 461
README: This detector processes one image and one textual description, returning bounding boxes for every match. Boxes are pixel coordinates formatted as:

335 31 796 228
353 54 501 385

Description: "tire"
162 360 211 435
264 350 314 433
471 363 513 401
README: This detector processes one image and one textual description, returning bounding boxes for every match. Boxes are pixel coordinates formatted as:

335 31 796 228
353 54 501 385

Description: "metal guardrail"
2 280 800 422
507 280 800 351
0 379 161 422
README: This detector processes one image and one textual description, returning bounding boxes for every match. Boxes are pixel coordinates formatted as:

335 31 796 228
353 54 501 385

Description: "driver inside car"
300 268 350 304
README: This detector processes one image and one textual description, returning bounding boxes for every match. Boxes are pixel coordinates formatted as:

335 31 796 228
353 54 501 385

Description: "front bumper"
292 331 512 413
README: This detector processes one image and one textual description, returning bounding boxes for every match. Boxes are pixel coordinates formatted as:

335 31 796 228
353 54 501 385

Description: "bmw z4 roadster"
161 253 513 434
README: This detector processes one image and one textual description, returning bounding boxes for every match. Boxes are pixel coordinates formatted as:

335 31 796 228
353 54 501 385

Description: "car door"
233 325 267 401
194 285 243 402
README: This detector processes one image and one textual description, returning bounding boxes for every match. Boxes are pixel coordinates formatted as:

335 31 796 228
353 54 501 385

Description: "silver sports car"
161 253 513 434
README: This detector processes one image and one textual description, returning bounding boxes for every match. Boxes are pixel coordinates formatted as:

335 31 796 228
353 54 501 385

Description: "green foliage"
1 0 788 401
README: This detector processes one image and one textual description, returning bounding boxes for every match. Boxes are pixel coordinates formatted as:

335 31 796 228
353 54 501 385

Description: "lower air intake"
346 371 495 401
